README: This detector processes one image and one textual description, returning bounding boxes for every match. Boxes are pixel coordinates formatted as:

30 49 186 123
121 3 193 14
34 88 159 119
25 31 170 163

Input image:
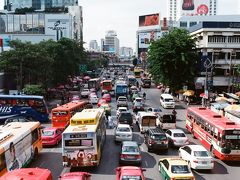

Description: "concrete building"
4 0 78 11
102 30 120 55
120 47 133 58
168 0 217 21
189 18 240 92
89 40 99 52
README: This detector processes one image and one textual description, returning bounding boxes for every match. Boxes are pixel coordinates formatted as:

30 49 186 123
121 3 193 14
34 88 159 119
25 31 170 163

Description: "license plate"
121 135 126 137
202 161 207 164
127 155 135 159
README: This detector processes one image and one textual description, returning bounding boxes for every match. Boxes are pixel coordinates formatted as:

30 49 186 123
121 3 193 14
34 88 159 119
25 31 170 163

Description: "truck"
115 81 128 99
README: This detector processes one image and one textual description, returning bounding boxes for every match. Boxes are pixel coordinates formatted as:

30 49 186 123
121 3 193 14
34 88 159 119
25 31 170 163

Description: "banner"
139 13 159 27
181 0 210 16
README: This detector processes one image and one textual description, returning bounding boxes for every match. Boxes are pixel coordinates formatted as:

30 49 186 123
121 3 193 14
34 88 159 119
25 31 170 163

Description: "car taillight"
193 160 198 163
121 154 127 158
164 140 168 144
149 139 156 144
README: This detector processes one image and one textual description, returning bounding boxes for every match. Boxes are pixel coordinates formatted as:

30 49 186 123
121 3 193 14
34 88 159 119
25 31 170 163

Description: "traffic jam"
0 65 240 180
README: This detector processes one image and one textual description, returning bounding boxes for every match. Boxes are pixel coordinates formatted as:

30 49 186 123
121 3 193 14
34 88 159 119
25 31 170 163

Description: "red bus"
101 80 112 92
186 107 240 161
51 101 91 129
0 168 52 180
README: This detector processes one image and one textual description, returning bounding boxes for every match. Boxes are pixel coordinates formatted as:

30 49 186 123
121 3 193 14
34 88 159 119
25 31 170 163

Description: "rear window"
161 115 176 123
122 146 139 153
173 133 186 137
171 165 190 174
118 98 127 101
117 127 131 132
119 113 132 121
151 134 167 140
193 151 209 157
42 130 54 136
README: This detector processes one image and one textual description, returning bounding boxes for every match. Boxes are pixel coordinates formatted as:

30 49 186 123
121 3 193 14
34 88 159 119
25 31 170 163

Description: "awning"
183 90 195 96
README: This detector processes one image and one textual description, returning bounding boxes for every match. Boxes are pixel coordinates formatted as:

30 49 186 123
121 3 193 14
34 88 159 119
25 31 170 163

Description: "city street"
30 85 240 180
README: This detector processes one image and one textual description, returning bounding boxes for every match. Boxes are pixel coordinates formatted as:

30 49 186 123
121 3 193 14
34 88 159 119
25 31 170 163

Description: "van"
160 94 175 109
157 113 176 130
136 112 157 133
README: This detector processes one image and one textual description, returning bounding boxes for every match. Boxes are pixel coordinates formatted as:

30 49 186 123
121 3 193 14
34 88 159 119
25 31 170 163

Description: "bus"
127 75 137 87
186 107 240 161
0 95 49 124
0 168 52 180
0 121 42 176
101 80 112 92
141 77 151 88
62 109 106 167
134 68 141 78
88 78 101 91
115 82 128 99
51 101 91 129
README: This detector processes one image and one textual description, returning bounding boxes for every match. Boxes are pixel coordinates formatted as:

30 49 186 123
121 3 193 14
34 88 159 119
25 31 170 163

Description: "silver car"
114 124 133 142
165 129 189 147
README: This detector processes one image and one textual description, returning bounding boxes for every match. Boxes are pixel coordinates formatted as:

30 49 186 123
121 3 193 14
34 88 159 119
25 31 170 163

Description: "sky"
0 0 240 51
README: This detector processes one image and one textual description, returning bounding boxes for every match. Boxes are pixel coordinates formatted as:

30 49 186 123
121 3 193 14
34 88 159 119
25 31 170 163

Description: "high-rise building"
120 47 133 58
103 30 119 55
89 40 99 52
4 0 78 11
168 0 217 21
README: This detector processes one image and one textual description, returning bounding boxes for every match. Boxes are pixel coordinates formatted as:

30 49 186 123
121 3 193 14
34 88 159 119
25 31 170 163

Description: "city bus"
51 101 91 129
101 80 112 92
186 107 240 161
88 78 101 91
0 95 49 124
0 168 52 180
127 75 137 87
62 109 106 167
0 121 42 176
133 68 141 78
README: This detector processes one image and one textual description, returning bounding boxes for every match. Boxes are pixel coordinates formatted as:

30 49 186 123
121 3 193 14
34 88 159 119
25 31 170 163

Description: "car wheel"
147 148 152 152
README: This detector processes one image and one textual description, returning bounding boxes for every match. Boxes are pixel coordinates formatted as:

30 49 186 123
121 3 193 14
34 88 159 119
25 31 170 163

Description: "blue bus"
115 83 128 99
0 95 49 124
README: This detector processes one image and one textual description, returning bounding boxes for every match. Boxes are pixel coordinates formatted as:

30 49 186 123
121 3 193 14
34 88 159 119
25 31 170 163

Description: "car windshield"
194 151 209 157
121 176 142 180
117 127 131 132
42 130 54 136
165 98 174 102
173 133 186 137
171 165 190 174
122 146 139 153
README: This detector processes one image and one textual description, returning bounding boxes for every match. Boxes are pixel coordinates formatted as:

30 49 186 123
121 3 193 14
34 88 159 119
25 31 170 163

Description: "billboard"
138 31 161 48
181 0 210 16
139 13 159 27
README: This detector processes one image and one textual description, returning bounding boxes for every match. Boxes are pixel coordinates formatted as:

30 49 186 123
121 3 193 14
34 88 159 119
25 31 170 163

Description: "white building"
120 47 133 58
102 30 119 55
189 17 240 91
89 40 99 52
168 0 217 21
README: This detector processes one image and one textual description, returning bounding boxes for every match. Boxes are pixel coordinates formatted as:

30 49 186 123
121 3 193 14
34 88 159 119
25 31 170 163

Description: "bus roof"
63 124 98 134
0 122 40 151
0 94 44 99
52 101 87 111
70 108 104 125
188 107 240 131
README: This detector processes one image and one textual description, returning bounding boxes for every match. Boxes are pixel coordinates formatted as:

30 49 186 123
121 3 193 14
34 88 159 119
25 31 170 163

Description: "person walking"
172 108 177 121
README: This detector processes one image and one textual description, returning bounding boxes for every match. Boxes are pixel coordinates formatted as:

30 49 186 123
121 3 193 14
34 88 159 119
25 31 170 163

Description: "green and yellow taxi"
99 103 111 116
158 158 195 180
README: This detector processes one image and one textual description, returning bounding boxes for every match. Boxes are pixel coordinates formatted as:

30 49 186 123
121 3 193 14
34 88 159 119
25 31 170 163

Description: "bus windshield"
52 111 68 117
223 130 240 149
103 82 111 86
65 139 93 147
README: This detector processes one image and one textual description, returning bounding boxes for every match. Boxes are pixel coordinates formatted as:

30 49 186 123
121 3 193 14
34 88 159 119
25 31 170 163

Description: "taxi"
158 158 195 180
100 103 111 116
42 127 63 146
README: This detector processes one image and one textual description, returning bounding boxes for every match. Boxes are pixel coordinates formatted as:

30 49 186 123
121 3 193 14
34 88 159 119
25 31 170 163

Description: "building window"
180 22 187 28
189 22 197 27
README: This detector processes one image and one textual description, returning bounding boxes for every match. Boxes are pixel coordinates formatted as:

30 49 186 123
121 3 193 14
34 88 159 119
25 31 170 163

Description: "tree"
148 28 198 92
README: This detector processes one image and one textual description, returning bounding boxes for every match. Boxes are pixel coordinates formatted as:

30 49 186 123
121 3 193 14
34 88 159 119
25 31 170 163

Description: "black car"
144 128 168 153
118 112 133 128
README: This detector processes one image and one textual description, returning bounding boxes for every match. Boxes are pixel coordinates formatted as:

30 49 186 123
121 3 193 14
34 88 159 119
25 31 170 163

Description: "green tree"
148 28 198 91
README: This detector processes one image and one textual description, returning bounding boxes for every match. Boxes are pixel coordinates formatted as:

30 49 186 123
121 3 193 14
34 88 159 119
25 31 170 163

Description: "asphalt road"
30 85 240 180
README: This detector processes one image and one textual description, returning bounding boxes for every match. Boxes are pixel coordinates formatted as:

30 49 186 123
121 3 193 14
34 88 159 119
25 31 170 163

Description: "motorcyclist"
143 92 146 100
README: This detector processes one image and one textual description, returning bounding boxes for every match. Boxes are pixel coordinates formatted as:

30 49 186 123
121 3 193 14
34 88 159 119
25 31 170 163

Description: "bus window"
0 153 6 172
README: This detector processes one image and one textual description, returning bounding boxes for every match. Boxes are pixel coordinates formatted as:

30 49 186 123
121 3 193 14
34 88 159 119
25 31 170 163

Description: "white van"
136 111 157 133
160 94 175 109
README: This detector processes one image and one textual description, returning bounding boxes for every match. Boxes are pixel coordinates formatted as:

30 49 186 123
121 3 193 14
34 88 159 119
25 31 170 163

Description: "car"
144 128 168 153
88 92 97 98
165 129 189 147
117 96 128 107
158 158 195 180
97 98 107 107
59 172 91 180
131 93 140 101
114 124 133 142
179 145 214 170
81 89 90 98
118 112 133 128
116 107 128 117
133 97 144 113
89 95 99 104
100 103 111 116
119 141 142 166
101 89 108 96
116 166 146 180
42 127 63 146
147 107 162 116
71 95 80 102
102 93 111 102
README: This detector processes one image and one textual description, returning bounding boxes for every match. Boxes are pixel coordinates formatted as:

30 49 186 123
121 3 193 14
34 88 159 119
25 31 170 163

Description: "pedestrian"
172 108 177 120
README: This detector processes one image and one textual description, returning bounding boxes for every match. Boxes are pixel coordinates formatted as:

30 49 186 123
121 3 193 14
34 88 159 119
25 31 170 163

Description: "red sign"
197 4 209 15
0 37 3 47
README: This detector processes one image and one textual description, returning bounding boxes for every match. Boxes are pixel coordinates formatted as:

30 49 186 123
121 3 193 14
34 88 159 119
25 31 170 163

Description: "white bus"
0 122 42 176
136 111 157 133
62 109 106 167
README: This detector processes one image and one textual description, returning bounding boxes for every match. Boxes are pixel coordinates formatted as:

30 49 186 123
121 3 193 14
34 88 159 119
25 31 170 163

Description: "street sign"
79 64 87 73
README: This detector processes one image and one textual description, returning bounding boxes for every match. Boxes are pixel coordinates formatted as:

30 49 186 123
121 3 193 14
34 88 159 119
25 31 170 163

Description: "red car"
97 99 107 107
102 93 111 102
59 172 91 180
42 127 63 146
116 166 145 180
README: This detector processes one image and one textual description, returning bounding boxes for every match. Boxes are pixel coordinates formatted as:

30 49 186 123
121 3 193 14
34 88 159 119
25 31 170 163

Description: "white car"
114 124 133 142
179 145 214 170
81 89 90 98
89 95 99 104
117 96 128 107
165 129 189 147
116 107 128 117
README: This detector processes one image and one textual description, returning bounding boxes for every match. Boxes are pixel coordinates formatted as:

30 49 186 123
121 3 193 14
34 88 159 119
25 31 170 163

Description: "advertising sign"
139 13 159 27
181 0 210 16
138 31 161 48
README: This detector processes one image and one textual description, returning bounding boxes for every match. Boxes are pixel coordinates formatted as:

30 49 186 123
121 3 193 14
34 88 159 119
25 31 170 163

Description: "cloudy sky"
0 0 240 51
